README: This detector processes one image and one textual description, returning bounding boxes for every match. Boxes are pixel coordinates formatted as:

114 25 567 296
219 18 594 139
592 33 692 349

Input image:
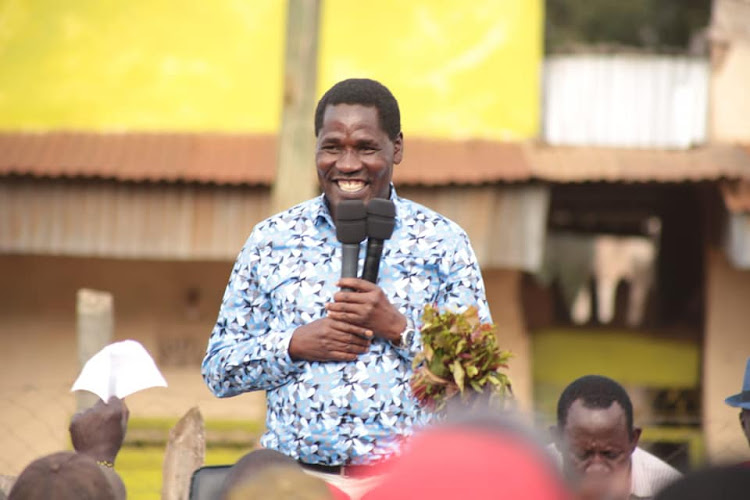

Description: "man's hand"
289 317 373 362
326 278 407 344
69 396 129 466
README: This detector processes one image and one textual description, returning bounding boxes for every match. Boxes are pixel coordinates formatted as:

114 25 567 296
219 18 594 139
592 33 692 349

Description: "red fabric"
327 483 351 500
362 428 571 500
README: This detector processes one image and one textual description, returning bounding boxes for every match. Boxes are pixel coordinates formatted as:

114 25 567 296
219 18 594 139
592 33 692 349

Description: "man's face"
316 104 402 220
558 399 640 499
741 409 750 446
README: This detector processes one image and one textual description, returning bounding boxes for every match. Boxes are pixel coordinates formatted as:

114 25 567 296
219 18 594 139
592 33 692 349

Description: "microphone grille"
367 199 396 240
335 200 368 244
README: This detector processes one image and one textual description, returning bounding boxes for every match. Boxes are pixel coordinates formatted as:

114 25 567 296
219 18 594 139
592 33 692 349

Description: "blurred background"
1 0 750 498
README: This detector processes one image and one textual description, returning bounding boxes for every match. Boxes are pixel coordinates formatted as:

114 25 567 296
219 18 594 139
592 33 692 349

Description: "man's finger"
329 319 372 339
331 290 376 305
335 278 378 293
328 350 359 362
332 332 370 350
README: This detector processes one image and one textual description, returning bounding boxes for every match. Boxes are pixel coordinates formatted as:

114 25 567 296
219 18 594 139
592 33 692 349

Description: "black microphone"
362 198 396 284
335 200 368 290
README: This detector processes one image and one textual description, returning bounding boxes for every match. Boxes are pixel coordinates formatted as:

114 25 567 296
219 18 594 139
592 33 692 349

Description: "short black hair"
557 375 634 435
314 78 401 140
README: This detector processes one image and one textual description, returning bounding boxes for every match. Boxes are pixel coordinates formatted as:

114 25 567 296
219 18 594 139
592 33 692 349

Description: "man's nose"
584 456 611 475
336 148 362 172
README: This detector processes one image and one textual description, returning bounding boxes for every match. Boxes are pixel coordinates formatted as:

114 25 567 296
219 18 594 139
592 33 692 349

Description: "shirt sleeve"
201 234 304 397
437 228 492 323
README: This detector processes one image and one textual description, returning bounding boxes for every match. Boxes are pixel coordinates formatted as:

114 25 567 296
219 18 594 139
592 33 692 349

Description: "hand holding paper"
71 340 168 400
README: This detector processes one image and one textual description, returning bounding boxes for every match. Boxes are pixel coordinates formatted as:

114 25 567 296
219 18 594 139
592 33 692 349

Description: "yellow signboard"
0 1 541 139
320 1 542 140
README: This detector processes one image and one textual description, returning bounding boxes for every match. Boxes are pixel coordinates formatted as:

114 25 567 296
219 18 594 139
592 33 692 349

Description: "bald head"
8 452 117 500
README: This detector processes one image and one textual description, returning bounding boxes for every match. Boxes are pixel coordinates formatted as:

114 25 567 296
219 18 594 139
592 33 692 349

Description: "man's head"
364 416 571 500
314 79 403 220
8 451 118 500
554 375 640 498
724 357 750 447
219 449 299 500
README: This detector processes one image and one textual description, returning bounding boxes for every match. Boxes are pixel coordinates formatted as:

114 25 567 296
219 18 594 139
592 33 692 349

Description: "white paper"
71 340 168 400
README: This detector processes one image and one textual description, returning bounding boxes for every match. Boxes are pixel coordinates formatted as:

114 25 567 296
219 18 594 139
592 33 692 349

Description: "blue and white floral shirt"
202 187 491 465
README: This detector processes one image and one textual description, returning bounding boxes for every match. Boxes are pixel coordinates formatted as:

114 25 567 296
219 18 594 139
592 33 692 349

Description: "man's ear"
393 132 403 165
630 427 642 451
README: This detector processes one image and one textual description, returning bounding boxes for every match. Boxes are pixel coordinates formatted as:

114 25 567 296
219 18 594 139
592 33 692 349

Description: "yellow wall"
0 0 287 131
0 0 541 139
319 1 542 140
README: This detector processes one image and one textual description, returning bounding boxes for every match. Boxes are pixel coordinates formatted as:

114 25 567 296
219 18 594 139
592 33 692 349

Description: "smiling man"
202 79 490 493
552 375 681 500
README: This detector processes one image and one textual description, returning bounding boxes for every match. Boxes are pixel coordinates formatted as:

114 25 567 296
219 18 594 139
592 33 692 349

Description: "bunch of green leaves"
411 305 512 412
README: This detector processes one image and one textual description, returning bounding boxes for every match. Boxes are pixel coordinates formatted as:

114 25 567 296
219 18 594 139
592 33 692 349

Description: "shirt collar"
314 183 403 229
629 448 654 499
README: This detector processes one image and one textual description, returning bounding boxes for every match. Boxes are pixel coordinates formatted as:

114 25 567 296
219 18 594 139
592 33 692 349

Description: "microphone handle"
362 239 384 284
341 243 360 291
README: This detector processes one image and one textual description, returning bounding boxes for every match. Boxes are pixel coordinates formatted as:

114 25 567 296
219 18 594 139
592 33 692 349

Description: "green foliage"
545 0 711 53
411 305 512 411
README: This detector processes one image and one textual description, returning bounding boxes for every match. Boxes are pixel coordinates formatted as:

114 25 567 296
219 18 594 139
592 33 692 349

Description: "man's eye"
603 451 621 460
574 450 590 461
321 145 340 153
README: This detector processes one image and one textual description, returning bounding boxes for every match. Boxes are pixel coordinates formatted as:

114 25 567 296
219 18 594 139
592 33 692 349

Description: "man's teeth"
338 180 365 192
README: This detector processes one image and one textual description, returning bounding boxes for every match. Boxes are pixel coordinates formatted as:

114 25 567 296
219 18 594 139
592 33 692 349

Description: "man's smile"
336 179 368 193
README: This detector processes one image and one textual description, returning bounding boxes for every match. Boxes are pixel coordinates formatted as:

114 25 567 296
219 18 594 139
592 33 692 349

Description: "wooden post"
76 288 114 410
270 0 322 215
161 407 205 500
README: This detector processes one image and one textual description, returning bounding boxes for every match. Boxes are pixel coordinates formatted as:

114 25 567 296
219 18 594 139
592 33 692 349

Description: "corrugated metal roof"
2 132 750 185
0 178 270 260
0 132 277 185
543 54 709 149
0 131 531 186
0 177 548 268
395 139 530 185
524 144 750 182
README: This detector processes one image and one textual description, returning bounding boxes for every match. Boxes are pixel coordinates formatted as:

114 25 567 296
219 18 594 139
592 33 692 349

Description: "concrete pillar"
483 269 533 413
76 288 114 410
703 249 750 462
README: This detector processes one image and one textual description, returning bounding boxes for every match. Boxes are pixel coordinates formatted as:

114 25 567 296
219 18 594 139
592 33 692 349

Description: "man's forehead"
566 399 628 433
322 103 380 125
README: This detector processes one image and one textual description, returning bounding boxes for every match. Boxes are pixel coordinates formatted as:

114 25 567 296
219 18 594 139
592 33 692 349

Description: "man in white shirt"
551 375 681 500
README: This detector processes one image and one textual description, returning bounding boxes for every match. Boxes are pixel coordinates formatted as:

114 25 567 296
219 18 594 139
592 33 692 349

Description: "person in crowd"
362 411 571 500
653 464 750 500
224 466 338 500
8 451 118 500
724 357 750 465
7 397 128 500
202 78 490 495
219 449 348 500
551 375 681 500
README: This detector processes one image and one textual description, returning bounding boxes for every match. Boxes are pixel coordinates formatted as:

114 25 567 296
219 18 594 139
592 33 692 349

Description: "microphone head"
367 198 396 240
335 200 368 244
